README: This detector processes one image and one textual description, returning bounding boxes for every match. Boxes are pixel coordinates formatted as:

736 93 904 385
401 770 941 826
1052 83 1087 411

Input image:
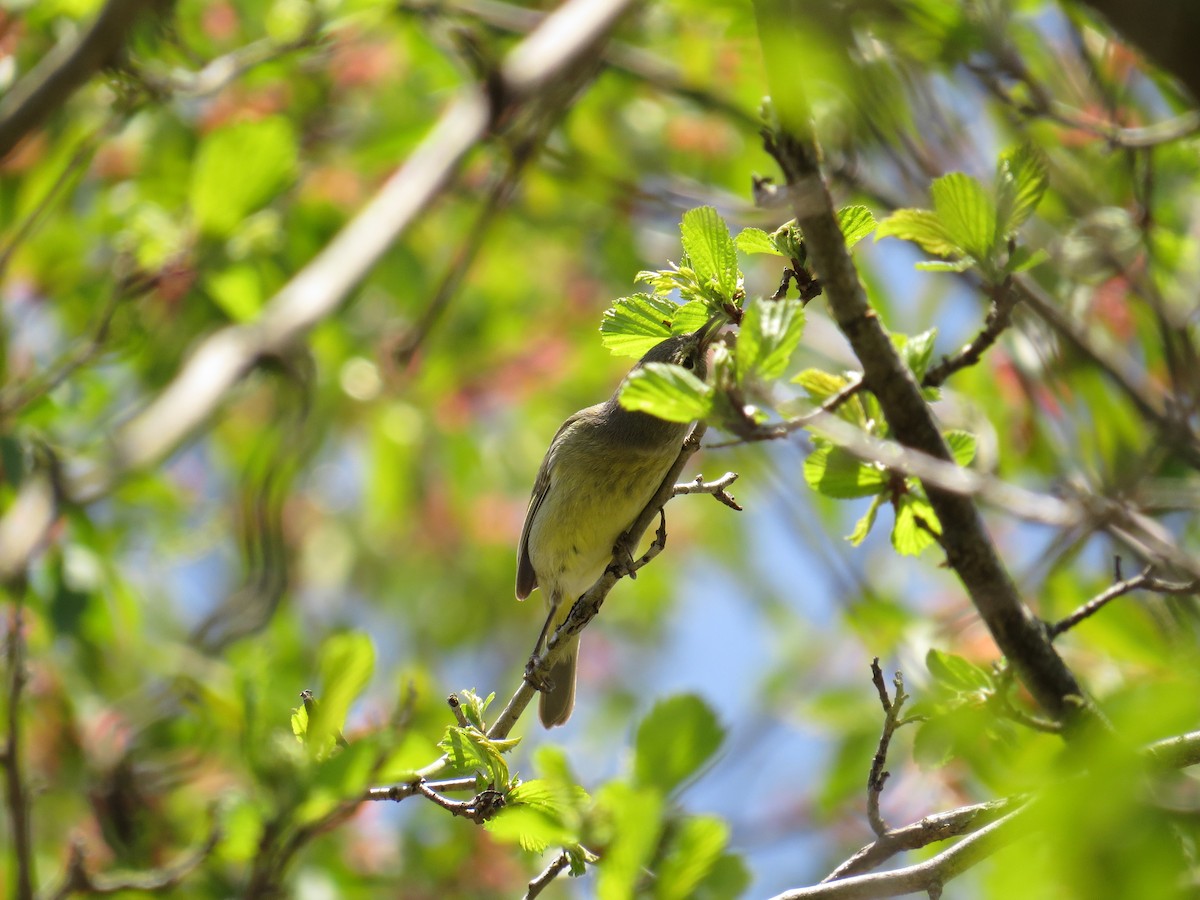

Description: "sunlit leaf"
931 172 996 261
837 205 877 248
736 297 805 382
804 444 888 498
620 362 713 422
634 694 725 794
680 206 739 300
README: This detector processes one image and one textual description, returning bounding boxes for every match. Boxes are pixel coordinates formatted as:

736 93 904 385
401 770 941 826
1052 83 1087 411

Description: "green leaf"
672 300 715 334
847 493 886 546
898 328 937 381
735 227 782 255
438 725 513 789
654 815 730 900
620 362 713 422
804 444 888 498
926 648 992 692
945 430 977 467
930 172 996 260
1005 245 1048 274
191 116 298 238
680 207 739 300
792 369 865 425
634 694 725 794
596 783 664 900
736 297 805 382
485 800 573 853
995 144 1048 235
206 264 263 323
914 258 974 272
312 632 374 748
837 205 877 248
600 294 680 359
875 209 962 257
691 853 752 900
891 493 941 556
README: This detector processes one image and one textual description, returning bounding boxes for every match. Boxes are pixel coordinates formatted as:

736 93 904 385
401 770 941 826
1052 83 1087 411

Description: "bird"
516 318 720 727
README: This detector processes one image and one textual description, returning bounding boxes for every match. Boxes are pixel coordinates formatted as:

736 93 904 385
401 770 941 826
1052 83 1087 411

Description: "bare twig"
823 796 1026 885
1049 565 1199 638
922 281 1020 388
525 850 572 899
414 781 506 823
0 282 129 420
771 806 1026 900
0 0 160 159
41 811 221 899
672 471 742 510
866 660 921 837
364 775 479 803
4 588 34 900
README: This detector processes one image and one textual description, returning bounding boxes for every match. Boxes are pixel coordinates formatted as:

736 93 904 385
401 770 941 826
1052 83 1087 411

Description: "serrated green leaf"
847 493 885 546
191 117 298 237
620 363 713 422
891 493 941 556
837 205 877 249
945 430 977 467
654 815 730 900
735 227 782 255
793 368 848 399
600 294 681 359
634 694 725 794
484 804 572 853
681 207 739 300
931 173 996 260
736 297 805 382
995 144 1048 235
804 444 888 498
926 648 992 692
672 300 714 334
875 209 962 257
438 725 511 788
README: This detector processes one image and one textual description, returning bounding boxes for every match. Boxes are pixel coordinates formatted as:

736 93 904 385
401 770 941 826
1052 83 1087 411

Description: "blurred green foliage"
1 0 1199 897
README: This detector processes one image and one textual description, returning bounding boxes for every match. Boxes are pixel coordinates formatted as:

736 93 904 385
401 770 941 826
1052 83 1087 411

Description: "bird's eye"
682 357 694 369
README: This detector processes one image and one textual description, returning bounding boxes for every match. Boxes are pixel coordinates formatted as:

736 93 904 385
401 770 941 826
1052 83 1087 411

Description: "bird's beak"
692 314 724 348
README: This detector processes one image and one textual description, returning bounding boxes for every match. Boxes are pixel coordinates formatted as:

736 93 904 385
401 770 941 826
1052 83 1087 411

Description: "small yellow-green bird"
516 319 720 727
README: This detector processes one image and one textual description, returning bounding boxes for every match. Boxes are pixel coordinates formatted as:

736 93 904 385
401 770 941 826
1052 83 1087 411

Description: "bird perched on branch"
516 319 721 727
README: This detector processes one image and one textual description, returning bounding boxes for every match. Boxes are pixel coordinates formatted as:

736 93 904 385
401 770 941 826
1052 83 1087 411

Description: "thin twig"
922 281 1020 388
671 471 742 510
4 587 34 900
1049 565 1199 638
41 811 221 899
524 850 572 899
865 660 921 837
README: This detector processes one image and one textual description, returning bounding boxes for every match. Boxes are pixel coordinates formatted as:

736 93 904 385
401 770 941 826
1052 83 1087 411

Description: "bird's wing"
516 409 590 599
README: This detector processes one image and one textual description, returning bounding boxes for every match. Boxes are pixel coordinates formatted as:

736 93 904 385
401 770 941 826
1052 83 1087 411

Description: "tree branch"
0 0 160 160
1049 565 1199 638
524 850 572 899
753 13 1093 727
4 588 34 900
0 0 640 581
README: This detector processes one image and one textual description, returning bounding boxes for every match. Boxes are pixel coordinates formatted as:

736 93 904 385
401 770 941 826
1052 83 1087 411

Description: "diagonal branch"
0 0 161 160
754 5 1094 729
0 0 640 581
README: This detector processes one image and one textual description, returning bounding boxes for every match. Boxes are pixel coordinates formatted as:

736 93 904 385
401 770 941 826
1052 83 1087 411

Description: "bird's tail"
539 634 579 728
